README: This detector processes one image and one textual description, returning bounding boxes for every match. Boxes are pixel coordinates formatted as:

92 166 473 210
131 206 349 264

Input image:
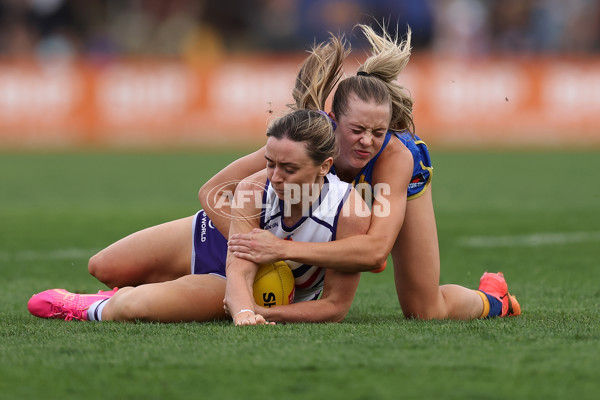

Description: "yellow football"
253 261 295 307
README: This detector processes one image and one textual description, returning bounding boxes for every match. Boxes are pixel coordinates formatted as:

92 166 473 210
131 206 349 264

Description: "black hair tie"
357 71 371 77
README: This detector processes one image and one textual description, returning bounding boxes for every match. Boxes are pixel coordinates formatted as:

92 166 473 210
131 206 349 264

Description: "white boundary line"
458 231 600 248
1 232 599 260
0 248 98 262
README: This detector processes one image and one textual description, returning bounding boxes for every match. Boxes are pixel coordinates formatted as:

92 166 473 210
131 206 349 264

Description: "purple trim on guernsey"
331 185 351 241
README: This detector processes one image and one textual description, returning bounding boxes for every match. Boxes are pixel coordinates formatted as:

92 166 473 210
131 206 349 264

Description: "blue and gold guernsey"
192 173 351 303
260 173 351 303
331 130 433 203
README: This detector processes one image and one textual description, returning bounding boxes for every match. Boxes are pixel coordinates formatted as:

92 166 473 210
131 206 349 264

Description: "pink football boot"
28 288 118 321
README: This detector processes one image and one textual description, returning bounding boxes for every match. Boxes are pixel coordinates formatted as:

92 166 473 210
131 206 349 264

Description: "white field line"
0 248 98 262
1 232 599 260
458 231 600 248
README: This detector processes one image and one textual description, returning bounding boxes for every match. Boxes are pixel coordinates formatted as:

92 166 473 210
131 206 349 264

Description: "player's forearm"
224 267 256 321
283 235 388 272
256 300 348 323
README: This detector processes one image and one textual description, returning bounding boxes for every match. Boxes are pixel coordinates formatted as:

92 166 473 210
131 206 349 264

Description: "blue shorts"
191 210 228 278
395 132 433 200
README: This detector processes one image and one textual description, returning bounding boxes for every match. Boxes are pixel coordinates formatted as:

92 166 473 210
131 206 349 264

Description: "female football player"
220 24 521 321
27 36 371 324
33 24 519 323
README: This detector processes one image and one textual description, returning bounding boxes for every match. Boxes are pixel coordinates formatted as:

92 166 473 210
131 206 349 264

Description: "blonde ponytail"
333 23 415 134
291 34 350 112
267 34 349 164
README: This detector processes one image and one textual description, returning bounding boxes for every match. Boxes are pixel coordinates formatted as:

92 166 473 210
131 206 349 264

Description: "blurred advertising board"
0 55 599 149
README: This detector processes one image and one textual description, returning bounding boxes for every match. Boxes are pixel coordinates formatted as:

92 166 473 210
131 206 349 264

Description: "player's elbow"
372 253 388 271
198 179 223 208
320 303 351 323
362 235 391 271
356 249 387 272
330 308 351 323
331 310 349 323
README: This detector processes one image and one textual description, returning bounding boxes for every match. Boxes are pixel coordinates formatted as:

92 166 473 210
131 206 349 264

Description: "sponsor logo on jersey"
408 172 426 190
200 212 208 242
263 220 279 230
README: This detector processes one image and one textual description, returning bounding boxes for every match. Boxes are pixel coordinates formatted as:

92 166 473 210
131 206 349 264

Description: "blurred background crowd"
1 0 599 61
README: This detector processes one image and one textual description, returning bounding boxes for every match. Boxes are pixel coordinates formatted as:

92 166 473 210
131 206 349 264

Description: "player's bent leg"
439 284 487 320
101 274 227 323
391 188 445 319
391 188 484 320
88 216 195 288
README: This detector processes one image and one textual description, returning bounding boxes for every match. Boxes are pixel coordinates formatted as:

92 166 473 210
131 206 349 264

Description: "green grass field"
1 149 599 400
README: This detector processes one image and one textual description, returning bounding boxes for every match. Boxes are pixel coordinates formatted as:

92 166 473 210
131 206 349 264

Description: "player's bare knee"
88 251 122 287
87 252 103 278
88 252 110 283
401 308 426 320
401 306 443 320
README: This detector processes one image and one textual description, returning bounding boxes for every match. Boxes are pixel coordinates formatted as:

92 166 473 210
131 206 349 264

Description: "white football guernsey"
260 173 351 302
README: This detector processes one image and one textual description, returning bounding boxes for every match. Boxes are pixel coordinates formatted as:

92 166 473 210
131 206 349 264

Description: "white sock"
87 298 109 322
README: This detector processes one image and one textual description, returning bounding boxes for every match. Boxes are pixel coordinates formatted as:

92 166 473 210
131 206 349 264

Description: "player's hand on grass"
233 309 275 326
228 229 284 264
224 299 266 319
